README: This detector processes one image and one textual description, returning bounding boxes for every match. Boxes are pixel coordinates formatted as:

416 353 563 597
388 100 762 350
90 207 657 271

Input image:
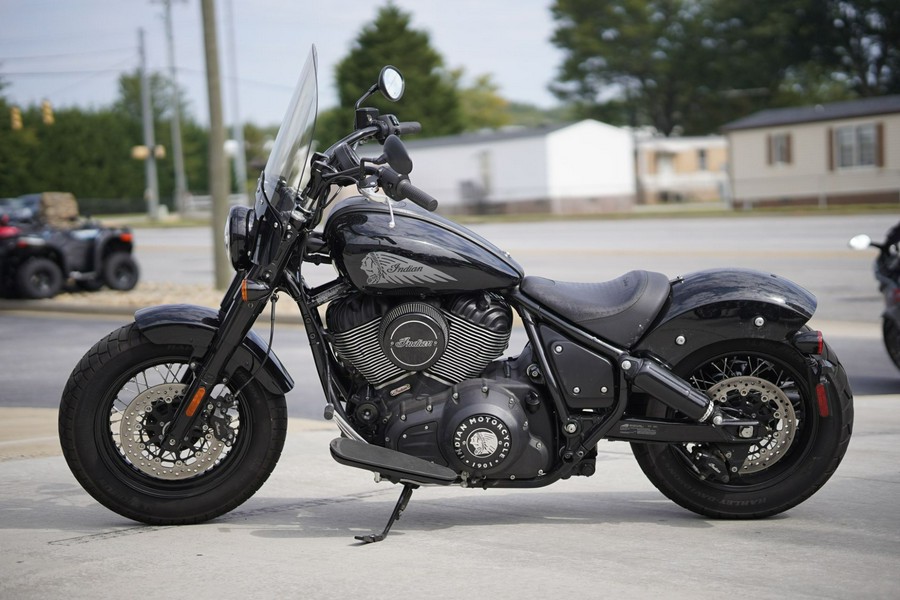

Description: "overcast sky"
0 0 562 127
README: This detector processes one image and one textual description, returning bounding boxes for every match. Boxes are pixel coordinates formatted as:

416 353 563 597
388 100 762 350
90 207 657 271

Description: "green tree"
112 71 209 202
319 3 463 144
550 0 866 135
826 0 900 95
452 70 511 131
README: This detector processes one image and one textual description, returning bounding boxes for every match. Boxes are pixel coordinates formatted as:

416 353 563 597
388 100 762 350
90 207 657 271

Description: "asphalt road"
132 212 897 322
2 212 898 415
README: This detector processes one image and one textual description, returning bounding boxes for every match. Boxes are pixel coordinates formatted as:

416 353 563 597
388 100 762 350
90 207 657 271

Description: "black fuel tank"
324 197 523 295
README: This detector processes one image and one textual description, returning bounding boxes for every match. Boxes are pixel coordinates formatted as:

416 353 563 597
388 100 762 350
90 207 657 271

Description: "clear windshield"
263 45 318 207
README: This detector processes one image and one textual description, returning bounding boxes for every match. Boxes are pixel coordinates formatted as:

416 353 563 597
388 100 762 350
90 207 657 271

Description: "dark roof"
401 122 574 150
721 95 900 132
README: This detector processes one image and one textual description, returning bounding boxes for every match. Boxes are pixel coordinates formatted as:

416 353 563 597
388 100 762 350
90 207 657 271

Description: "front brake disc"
118 383 227 480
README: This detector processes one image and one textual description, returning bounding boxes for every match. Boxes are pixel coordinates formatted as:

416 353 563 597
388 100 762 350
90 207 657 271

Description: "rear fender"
635 269 816 365
134 304 294 395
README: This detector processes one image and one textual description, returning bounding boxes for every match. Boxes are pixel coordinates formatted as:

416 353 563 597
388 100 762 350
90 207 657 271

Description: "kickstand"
355 483 418 544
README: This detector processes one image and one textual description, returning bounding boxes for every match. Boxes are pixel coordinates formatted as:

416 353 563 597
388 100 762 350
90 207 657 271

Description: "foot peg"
329 438 457 485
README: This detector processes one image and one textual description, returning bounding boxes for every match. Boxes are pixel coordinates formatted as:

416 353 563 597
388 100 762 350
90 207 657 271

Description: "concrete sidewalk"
1 396 898 599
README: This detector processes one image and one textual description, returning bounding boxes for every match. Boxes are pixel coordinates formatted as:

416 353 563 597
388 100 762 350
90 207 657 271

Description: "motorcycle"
59 46 853 543
849 221 900 371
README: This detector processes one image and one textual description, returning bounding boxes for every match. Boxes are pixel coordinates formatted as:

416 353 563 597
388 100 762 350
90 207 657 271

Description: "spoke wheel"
631 338 852 519
60 324 287 524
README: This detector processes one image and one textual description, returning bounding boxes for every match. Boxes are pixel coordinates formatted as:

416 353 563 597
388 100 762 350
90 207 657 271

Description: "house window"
834 123 877 168
697 149 708 171
768 133 791 165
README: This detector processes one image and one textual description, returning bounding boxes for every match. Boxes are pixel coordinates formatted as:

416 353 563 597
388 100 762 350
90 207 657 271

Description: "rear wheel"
631 338 852 519
59 324 287 524
17 257 63 298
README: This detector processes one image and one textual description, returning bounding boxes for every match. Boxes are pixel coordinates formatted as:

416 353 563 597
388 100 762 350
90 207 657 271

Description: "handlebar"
397 179 438 212
395 121 421 136
377 167 439 212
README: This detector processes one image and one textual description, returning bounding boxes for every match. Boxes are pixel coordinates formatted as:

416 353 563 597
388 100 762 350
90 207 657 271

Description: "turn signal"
240 278 269 302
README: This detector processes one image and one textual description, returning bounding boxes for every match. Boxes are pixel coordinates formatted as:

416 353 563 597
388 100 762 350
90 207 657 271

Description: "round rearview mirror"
379 66 404 102
849 234 872 250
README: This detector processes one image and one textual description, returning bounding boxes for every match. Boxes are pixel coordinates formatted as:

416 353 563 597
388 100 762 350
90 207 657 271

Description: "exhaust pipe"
621 356 719 423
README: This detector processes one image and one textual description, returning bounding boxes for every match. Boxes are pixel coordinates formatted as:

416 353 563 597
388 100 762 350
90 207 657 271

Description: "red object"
816 383 830 417
0 225 21 239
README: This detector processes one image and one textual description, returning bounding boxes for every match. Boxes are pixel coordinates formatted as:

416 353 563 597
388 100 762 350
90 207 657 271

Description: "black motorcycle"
59 47 853 543
850 221 900 371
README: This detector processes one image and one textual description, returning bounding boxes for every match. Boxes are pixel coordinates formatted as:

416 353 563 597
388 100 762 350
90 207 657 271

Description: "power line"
48 57 137 97
2 68 133 76
0 47 134 62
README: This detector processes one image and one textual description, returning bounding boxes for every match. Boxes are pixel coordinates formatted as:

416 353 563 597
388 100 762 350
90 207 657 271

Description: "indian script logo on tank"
360 251 456 286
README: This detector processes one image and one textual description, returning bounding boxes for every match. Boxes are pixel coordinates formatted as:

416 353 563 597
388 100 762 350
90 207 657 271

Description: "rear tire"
17 257 63 299
59 323 287 524
631 338 852 519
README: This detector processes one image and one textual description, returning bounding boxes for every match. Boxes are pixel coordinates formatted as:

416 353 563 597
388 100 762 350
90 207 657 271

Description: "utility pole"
201 0 231 289
224 0 248 202
139 28 160 221
160 0 189 215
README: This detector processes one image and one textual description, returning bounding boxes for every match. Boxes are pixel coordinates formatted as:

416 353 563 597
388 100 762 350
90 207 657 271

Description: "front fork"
160 272 272 449
160 214 307 450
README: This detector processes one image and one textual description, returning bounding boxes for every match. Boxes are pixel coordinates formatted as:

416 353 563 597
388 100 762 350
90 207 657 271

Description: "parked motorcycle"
59 47 852 543
849 221 900 371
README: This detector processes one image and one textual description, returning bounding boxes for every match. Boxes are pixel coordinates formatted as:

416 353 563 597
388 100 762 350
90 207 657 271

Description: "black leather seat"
520 270 671 348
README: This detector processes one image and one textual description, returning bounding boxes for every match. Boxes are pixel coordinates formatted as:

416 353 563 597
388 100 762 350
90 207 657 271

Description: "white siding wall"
729 113 900 202
395 135 548 209
546 121 635 203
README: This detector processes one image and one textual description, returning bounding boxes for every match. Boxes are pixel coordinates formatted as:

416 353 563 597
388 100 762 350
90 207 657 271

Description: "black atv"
0 192 139 299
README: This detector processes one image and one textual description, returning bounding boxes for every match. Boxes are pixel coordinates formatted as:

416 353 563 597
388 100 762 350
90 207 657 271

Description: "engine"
327 292 512 389
326 292 555 482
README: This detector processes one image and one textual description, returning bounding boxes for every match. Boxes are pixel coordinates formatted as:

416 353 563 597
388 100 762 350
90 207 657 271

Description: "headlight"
224 205 255 271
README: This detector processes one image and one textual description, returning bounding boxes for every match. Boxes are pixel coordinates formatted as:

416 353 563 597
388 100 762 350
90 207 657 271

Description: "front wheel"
17 257 63 298
631 338 852 519
59 324 287 524
883 318 900 371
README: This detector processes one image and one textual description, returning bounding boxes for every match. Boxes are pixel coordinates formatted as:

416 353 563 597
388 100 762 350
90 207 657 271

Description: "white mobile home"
364 120 635 214
722 95 900 208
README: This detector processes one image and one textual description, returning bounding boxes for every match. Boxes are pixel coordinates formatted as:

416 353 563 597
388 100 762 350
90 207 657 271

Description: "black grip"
397 179 438 211
397 121 421 136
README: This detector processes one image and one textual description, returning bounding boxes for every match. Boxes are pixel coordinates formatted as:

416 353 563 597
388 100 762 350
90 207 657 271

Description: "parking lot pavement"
1 395 898 599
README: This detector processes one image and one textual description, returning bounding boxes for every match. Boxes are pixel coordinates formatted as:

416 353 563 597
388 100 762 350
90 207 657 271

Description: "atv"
0 192 139 299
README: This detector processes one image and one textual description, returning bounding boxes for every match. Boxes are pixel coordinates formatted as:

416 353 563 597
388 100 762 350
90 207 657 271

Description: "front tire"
59 324 287 524
17 257 63 298
631 338 852 519
883 318 900 371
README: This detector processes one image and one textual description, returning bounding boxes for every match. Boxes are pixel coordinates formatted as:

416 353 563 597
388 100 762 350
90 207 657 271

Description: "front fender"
635 269 816 365
134 304 294 395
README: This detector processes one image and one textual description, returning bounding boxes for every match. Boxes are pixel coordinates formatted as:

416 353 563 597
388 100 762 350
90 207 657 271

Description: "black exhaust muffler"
621 356 719 423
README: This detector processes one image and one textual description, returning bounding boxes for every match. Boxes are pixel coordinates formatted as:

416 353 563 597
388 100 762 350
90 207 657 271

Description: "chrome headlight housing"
224 205 255 271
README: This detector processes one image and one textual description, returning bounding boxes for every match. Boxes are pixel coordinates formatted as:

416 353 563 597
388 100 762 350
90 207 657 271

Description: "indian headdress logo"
360 252 457 286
